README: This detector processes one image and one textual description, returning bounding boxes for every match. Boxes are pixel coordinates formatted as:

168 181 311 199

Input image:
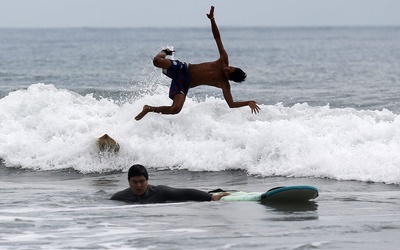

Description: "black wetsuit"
110 185 212 203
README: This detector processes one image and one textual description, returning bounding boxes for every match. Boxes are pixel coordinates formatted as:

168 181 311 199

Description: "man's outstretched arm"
207 6 228 62
222 84 261 114
160 185 230 202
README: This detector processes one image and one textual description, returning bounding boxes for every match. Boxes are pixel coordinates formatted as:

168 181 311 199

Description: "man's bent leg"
153 50 172 69
134 94 186 121
134 105 151 121
169 93 186 114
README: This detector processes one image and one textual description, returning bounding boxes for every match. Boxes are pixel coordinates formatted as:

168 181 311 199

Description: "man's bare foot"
135 105 151 121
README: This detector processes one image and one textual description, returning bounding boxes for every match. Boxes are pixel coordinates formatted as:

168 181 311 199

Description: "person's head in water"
224 66 247 83
128 164 149 196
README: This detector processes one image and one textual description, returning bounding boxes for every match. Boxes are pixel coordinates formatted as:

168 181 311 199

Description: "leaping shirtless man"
135 6 260 121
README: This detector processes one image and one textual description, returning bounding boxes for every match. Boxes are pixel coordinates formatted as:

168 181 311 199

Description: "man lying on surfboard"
110 164 229 203
134 6 260 121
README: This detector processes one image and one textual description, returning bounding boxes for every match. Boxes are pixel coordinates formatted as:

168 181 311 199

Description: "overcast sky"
1 0 399 28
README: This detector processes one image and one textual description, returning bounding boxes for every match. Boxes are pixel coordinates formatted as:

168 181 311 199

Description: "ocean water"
1 27 400 249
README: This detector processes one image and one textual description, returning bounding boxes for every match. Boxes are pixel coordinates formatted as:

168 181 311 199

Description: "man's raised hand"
207 6 215 20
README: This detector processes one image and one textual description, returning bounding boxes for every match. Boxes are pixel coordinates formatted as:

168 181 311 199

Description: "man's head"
224 66 247 83
128 164 149 196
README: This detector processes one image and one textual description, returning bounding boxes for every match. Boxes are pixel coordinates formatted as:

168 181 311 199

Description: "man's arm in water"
159 185 230 202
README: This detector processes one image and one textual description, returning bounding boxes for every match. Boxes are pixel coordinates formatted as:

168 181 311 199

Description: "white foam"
1 83 400 184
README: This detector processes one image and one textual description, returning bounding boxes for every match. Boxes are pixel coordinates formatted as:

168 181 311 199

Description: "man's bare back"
189 59 228 88
134 6 260 121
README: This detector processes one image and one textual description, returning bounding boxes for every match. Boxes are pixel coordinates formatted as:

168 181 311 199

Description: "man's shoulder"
110 188 131 200
154 185 177 194
115 188 131 194
153 185 171 190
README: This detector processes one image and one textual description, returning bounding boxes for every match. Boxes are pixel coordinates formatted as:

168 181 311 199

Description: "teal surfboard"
261 185 318 202
216 185 318 203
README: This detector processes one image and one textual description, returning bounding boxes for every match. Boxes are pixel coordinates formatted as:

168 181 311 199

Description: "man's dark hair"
229 68 247 83
128 164 149 180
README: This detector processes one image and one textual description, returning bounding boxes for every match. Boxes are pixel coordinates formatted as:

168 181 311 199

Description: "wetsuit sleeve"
110 188 134 201
158 185 213 202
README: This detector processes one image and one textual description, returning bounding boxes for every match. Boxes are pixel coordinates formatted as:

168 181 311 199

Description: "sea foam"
1 83 400 184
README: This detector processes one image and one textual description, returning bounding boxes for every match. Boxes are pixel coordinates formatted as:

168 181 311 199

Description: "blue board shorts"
162 60 190 100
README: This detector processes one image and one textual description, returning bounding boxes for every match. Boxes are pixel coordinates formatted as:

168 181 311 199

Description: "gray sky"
1 0 399 28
